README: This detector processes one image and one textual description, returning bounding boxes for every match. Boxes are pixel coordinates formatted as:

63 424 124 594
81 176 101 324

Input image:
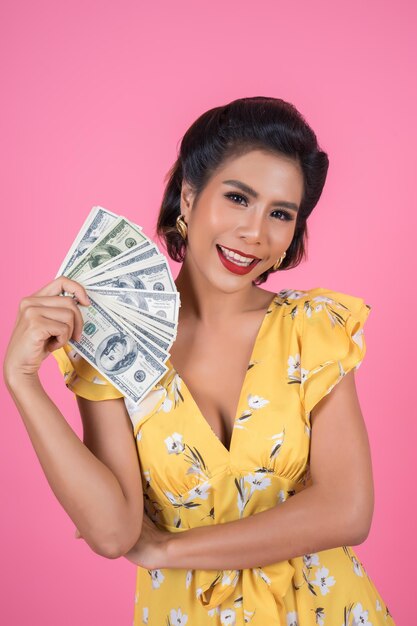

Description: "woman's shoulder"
276 286 372 318
279 287 372 417
271 287 372 346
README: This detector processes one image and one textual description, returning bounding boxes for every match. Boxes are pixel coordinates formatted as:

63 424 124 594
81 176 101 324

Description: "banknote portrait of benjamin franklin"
96 333 138 374
116 290 149 310
114 274 146 291
88 244 122 269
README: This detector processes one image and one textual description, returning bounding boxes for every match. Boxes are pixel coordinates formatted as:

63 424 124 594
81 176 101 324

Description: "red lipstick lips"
216 245 261 276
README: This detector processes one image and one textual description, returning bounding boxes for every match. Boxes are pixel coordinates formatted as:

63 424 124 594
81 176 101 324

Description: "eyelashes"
224 193 294 222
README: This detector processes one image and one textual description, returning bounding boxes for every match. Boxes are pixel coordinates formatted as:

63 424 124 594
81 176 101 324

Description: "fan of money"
56 206 180 404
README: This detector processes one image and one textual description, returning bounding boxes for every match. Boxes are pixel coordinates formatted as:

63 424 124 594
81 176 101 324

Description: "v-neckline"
166 291 278 456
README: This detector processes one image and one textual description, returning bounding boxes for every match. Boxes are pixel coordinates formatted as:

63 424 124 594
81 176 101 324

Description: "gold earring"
176 214 188 240
272 251 286 271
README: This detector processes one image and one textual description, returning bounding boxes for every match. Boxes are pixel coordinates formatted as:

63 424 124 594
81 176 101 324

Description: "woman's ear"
180 180 195 222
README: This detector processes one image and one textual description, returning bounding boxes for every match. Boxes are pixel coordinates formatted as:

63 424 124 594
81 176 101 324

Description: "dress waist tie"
194 560 295 624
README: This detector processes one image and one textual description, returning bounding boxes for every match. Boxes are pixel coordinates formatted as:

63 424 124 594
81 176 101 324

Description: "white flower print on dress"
236 471 272 516
222 570 240 587
168 607 188 625
311 566 336 596
234 409 253 429
247 394 269 410
246 471 272 496
352 602 372 626
352 555 364 577
287 353 302 384
220 608 236 625
352 325 365 349
277 489 286 503
161 373 183 412
304 553 320 569
279 289 307 301
235 394 270 431
315 607 325 626
150 569 165 589
294 553 322 594
185 570 193 589
185 481 211 502
182 444 212 481
269 429 286 460
243 607 256 623
164 480 212 527
164 432 186 454
124 387 167 434
305 295 334 318
287 611 299 626
207 606 221 617
142 606 148 624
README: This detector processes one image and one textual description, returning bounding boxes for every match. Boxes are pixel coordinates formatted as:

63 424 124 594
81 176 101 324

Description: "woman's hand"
75 514 171 569
3 276 90 384
123 513 171 569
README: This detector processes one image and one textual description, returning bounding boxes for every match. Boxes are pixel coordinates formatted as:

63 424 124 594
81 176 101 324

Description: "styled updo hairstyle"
156 96 329 285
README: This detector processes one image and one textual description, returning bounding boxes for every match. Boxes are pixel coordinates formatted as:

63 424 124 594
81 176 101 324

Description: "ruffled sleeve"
52 344 124 401
298 287 372 417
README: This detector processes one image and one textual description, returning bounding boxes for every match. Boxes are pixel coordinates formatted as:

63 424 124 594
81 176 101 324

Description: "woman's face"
180 149 303 293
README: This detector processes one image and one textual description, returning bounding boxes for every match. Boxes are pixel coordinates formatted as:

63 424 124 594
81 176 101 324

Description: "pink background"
1 1 415 623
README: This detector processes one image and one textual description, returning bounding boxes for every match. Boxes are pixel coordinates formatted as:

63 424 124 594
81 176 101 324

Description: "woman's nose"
237 210 265 242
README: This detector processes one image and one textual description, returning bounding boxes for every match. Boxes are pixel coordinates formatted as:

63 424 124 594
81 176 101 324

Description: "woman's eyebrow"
222 179 299 211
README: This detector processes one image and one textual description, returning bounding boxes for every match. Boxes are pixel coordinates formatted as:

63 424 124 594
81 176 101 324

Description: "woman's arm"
161 369 374 570
9 377 142 558
4 276 143 559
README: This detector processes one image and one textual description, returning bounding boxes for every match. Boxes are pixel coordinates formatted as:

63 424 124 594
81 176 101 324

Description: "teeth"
219 245 256 266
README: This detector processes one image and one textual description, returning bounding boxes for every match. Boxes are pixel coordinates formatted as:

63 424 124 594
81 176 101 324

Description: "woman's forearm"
6 373 140 558
165 484 366 570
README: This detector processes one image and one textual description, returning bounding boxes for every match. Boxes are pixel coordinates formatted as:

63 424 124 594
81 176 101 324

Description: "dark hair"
156 96 329 285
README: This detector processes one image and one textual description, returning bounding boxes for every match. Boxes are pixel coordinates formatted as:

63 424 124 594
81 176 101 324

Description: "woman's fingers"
31 276 91 306
22 306 83 343
19 295 85 339
5 277 92 380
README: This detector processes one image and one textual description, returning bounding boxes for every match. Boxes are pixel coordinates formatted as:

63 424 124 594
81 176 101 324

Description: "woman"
4 97 396 626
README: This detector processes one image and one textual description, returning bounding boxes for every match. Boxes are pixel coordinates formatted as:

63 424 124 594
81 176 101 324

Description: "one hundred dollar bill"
92 294 177 340
76 240 154 282
85 287 180 322
68 295 168 403
67 218 148 280
56 206 120 277
89 293 170 363
84 260 176 292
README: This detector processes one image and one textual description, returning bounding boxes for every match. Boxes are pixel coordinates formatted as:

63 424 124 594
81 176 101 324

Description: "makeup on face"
216 243 261 275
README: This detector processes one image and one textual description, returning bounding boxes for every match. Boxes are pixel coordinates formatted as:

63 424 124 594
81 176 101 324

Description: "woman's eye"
225 193 294 221
271 210 294 221
224 192 248 205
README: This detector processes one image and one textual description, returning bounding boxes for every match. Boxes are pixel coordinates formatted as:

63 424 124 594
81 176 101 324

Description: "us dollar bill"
67 218 148 280
56 206 120 277
76 240 154 282
89 293 170 363
92 294 177 340
84 287 180 322
68 295 168 403
84 260 176 292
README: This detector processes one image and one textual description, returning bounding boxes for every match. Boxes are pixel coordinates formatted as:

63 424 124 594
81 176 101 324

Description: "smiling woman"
6 96 396 626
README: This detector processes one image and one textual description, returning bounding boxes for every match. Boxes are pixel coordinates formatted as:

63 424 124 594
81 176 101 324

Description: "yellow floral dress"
52 287 396 626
